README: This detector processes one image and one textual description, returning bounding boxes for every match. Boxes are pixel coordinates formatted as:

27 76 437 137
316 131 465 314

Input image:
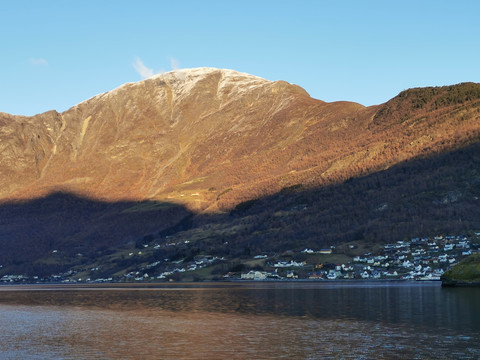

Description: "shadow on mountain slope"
0 193 191 275
0 141 479 276
164 141 480 258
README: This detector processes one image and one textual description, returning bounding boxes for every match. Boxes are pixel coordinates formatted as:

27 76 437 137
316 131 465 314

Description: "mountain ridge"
1 69 479 213
0 68 321 206
1 68 480 278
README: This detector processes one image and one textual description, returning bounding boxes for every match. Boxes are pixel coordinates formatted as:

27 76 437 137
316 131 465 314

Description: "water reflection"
0 282 479 359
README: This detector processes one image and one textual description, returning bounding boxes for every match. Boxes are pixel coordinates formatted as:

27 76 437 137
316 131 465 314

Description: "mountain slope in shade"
0 69 480 277
0 141 479 277
2 68 478 214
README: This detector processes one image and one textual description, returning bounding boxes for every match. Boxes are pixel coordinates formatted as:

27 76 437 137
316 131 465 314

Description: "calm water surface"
0 281 478 359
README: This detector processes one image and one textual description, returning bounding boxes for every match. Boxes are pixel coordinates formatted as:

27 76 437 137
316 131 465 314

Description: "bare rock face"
1 68 479 212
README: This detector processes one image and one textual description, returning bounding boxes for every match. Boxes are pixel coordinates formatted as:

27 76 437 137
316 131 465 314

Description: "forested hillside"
0 71 479 277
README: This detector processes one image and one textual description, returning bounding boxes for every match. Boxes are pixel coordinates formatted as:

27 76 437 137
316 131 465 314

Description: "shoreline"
0 279 444 291
441 280 480 287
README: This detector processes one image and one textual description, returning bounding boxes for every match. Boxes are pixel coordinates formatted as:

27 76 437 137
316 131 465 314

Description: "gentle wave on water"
0 282 479 359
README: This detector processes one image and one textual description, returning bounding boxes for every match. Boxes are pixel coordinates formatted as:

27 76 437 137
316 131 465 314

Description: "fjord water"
0 282 478 359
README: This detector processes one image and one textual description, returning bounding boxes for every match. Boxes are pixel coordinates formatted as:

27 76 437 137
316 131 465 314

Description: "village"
236 233 479 281
0 232 479 284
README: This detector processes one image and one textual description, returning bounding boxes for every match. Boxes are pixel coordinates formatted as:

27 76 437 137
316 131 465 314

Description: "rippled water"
0 282 478 359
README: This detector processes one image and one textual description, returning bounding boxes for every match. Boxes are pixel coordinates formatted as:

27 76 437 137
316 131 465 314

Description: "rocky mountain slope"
0 68 479 276
2 68 331 211
2 68 478 211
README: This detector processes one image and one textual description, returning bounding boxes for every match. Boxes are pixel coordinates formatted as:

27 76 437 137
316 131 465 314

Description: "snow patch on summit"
153 68 271 101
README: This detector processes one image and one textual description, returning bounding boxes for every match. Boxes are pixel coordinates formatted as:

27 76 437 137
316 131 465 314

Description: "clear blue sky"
1 0 479 115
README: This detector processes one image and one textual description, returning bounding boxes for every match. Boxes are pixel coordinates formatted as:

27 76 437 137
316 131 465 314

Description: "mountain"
1 68 330 210
0 68 479 277
1 69 479 209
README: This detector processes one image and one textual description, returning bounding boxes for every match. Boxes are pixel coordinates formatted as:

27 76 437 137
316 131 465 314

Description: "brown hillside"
1 69 479 214
1 70 480 276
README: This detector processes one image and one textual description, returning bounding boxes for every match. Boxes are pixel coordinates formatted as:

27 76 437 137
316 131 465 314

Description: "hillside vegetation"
0 70 479 277
442 254 480 286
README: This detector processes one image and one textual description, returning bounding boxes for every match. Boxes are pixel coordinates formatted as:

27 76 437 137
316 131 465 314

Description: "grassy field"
442 253 480 286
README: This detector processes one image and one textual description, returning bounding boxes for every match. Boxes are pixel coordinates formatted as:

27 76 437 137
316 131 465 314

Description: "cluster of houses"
122 255 223 281
237 233 479 281
0 274 30 283
0 233 478 284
